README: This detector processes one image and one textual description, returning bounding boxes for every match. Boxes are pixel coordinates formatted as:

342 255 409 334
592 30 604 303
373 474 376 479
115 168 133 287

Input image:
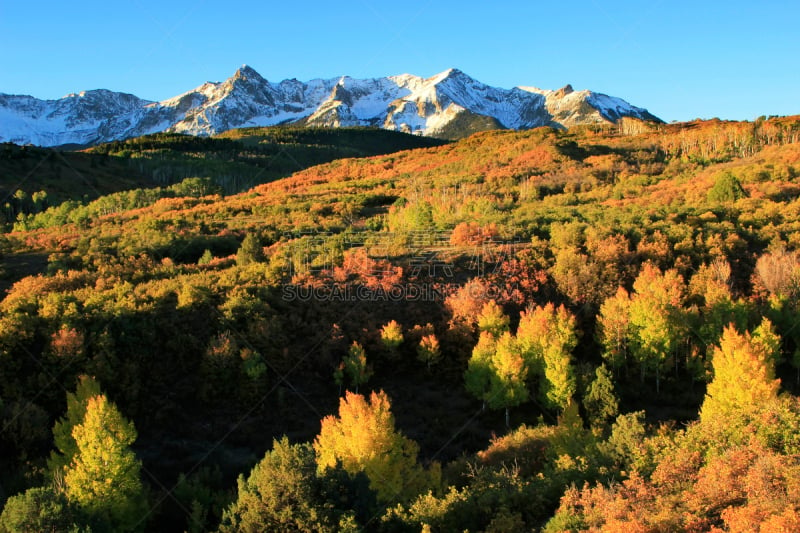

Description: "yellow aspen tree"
64 395 146 532
628 263 686 392
540 305 579 411
597 287 631 371
477 300 510 338
48 375 102 476
314 391 431 503
417 334 441 371
518 303 578 411
464 331 496 410
380 320 404 351
487 332 529 427
700 320 781 423
516 305 548 373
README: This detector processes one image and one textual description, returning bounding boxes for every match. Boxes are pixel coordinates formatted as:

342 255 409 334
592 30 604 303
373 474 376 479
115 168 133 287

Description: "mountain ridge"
0 66 661 147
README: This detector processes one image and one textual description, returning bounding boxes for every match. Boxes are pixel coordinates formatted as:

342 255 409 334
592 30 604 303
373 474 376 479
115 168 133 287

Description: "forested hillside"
0 127 445 228
2 116 800 531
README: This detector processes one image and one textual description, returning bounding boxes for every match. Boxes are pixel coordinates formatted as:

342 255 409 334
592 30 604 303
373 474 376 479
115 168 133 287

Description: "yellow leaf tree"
700 320 781 423
417 334 441 371
380 320 404 351
464 331 497 410
628 263 686 392
314 390 433 503
487 332 529 427
64 394 146 532
477 300 510 337
517 303 579 411
48 375 102 477
597 287 631 371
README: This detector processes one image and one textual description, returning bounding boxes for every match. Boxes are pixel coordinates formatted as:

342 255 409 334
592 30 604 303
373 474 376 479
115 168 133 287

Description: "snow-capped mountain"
0 66 661 147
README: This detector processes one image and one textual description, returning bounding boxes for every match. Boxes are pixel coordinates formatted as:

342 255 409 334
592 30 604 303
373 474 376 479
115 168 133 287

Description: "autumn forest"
3 117 800 531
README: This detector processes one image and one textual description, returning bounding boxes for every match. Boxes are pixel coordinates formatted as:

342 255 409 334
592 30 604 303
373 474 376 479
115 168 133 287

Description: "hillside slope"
2 116 800 531
0 127 446 226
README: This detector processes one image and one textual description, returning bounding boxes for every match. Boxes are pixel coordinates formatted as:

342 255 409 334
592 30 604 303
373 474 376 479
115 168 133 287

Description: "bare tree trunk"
656 366 660 394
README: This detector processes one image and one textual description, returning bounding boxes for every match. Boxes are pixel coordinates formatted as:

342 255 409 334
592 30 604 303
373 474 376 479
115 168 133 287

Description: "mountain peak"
555 84 574 98
431 68 470 83
232 64 264 82
0 68 661 146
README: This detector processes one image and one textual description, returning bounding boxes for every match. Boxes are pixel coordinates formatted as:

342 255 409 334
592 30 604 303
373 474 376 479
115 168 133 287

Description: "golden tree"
487 332 529 427
314 391 432 503
700 320 781 423
476 300 510 337
417 334 441 371
48 375 102 476
517 303 578 410
597 287 631 371
628 263 685 391
64 395 146 532
464 331 496 410
380 320 404 351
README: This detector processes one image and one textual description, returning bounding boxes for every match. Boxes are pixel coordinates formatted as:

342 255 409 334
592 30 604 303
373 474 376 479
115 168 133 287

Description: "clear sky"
1 1 797 123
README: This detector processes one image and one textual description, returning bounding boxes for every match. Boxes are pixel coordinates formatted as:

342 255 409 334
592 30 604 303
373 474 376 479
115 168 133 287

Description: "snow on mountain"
0 66 661 147
517 84 659 127
0 90 155 146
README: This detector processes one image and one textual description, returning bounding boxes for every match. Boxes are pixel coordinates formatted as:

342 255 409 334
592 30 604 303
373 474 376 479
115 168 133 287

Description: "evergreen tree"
236 233 264 266
583 364 619 430
220 437 371 532
0 487 80 532
707 171 747 204
337 342 372 394
197 248 214 265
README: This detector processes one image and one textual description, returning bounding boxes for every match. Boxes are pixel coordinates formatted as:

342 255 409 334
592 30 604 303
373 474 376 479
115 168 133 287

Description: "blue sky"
1 1 797 122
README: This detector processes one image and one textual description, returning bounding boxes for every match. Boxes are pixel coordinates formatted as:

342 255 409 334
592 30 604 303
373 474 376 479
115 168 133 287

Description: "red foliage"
49 327 85 358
